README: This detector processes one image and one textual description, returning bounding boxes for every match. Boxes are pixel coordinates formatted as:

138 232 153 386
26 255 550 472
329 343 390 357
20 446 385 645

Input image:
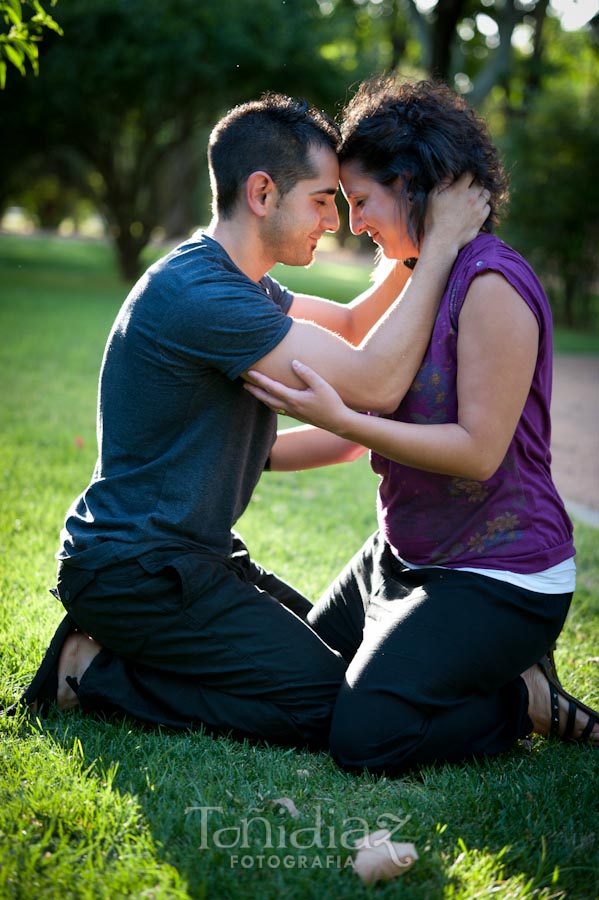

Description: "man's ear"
246 171 276 217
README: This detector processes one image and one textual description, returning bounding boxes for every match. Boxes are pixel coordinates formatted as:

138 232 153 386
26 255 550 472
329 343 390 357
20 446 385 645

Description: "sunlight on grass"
0 722 188 898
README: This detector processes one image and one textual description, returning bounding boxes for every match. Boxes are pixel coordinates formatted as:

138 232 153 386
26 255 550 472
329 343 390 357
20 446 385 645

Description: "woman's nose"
350 208 367 236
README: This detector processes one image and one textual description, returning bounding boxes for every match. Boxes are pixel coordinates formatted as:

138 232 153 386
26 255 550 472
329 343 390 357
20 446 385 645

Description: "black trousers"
55 536 346 748
307 531 572 775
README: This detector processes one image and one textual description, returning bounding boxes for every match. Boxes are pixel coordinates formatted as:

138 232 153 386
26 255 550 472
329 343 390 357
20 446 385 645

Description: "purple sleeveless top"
373 233 575 574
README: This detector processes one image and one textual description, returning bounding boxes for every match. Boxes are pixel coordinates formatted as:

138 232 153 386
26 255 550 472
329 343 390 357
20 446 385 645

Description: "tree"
0 0 354 280
0 0 62 87
324 0 554 105
321 0 598 324
498 22 599 328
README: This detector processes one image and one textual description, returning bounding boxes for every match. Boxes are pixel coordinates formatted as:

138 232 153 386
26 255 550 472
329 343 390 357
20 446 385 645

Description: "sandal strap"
549 680 560 738
537 656 599 743
543 666 599 743
562 700 578 741
576 714 598 744
545 645 563 687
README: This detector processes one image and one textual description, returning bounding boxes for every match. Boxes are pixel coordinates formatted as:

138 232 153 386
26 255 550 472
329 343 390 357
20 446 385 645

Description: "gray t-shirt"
58 232 293 569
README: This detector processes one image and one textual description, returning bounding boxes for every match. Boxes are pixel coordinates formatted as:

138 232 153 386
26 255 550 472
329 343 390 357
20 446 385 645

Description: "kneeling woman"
246 77 599 773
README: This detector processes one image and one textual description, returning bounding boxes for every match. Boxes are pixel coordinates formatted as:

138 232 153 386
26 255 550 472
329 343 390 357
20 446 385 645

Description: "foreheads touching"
339 76 509 245
207 80 507 242
208 94 341 219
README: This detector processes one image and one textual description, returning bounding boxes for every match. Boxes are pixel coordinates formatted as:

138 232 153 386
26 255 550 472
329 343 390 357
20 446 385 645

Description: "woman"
246 77 599 774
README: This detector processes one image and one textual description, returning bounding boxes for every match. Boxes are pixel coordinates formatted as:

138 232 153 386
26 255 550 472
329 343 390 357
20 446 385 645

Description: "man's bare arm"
288 258 411 345
269 425 366 471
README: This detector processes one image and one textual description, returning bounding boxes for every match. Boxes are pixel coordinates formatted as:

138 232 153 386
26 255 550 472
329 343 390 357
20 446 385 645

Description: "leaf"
3 42 26 75
14 37 39 64
268 797 300 819
3 3 22 27
353 829 418 885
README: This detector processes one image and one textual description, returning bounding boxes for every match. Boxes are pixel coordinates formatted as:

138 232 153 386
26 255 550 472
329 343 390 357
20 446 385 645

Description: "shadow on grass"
8 704 597 900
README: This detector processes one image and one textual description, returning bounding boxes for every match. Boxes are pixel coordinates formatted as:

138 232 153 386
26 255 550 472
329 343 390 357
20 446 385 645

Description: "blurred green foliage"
1 0 355 278
496 19 599 329
0 1 597 326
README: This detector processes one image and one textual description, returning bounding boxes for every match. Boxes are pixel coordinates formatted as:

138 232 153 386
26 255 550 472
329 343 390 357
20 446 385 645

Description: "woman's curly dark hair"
339 76 509 247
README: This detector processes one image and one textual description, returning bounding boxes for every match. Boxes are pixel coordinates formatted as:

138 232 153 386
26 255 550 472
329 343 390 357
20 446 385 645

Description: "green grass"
1 232 598 900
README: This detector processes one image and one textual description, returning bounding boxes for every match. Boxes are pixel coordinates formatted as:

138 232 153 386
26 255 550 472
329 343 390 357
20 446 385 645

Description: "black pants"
55 536 346 748
307 531 572 775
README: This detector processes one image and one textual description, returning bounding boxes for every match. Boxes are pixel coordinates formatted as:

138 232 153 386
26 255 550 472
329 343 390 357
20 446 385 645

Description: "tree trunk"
113 227 148 282
523 0 549 104
429 0 466 82
388 0 408 72
469 0 523 108
562 275 576 329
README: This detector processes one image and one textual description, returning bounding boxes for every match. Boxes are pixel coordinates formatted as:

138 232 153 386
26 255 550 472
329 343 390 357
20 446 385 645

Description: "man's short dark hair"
208 93 340 218
339 76 509 245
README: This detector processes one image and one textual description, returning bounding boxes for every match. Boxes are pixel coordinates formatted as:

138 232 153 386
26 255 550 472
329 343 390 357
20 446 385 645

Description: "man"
16 93 488 747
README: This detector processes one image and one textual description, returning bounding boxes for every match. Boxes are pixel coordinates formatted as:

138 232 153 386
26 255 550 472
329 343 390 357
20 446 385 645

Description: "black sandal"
544 642 562 687
537 652 599 744
3 614 77 717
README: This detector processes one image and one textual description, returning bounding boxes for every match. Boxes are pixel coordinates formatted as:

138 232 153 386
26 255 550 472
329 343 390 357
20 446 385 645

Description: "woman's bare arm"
246 271 539 481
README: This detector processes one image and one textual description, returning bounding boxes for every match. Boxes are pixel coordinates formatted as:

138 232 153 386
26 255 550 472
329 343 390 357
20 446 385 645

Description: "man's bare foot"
55 632 102 710
28 631 102 713
522 663 599 745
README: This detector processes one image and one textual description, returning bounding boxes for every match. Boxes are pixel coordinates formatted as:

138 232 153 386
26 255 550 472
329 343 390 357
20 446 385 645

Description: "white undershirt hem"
394 553 576 594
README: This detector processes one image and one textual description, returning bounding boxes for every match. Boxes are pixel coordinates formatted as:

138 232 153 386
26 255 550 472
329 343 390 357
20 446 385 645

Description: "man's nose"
324 202 340 233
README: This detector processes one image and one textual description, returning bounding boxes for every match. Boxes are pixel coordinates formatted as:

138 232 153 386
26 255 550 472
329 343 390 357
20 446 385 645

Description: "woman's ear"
246 171 276 217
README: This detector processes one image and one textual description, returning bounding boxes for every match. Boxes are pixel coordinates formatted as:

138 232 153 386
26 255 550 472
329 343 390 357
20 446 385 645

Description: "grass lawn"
1 232 598 900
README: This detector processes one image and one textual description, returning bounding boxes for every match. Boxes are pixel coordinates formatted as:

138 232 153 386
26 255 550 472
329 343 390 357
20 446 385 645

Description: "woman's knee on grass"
328 689 425 773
